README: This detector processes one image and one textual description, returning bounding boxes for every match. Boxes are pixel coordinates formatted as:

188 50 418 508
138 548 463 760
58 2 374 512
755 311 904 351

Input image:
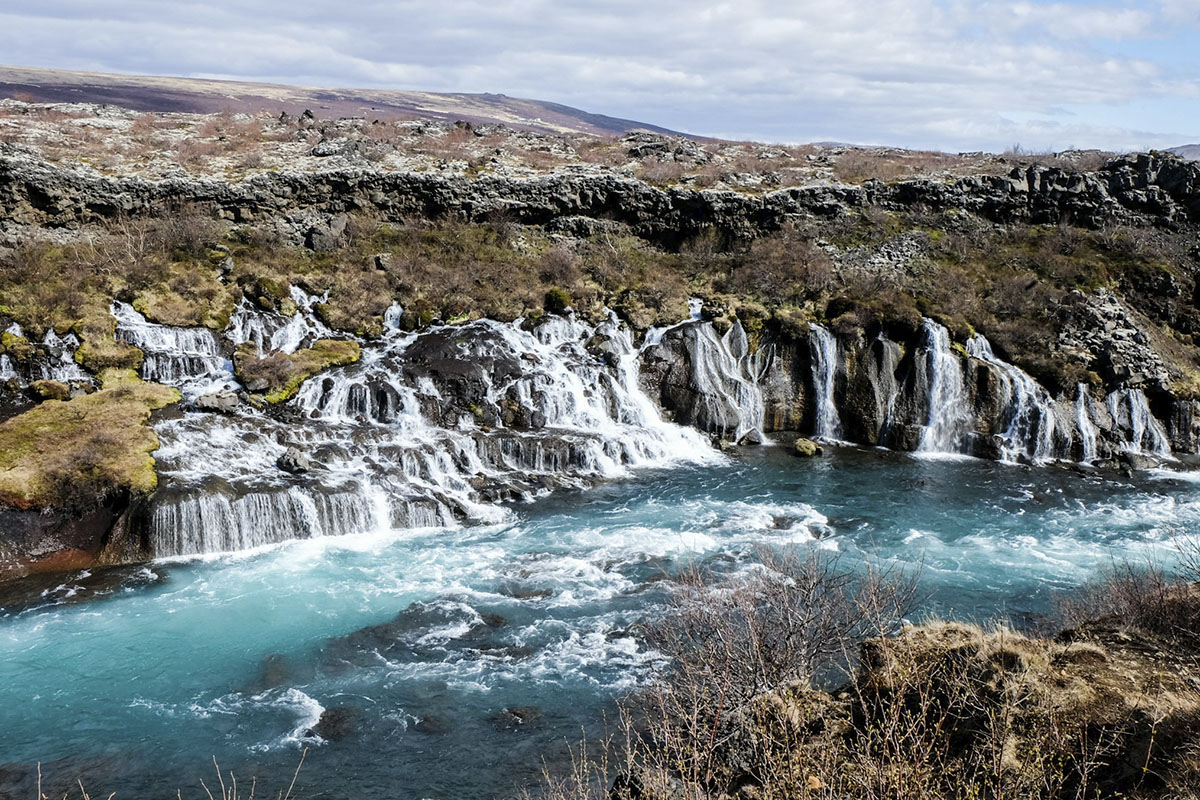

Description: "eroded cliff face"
644 315 1193 465
2 145 1198 245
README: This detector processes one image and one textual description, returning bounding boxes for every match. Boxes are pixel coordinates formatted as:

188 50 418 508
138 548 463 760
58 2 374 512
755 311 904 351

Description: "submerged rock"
307 705 361 741
490 705 543 730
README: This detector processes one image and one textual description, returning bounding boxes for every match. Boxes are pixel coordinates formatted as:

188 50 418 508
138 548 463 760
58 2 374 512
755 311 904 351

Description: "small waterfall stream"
113 303 230 389
1107 388 1172 456
916 320 971 453
1076 385 1099 463
226 288 333 356
37 330 91 383
966 334 1057 462
687 322 766 444
809 324 843 441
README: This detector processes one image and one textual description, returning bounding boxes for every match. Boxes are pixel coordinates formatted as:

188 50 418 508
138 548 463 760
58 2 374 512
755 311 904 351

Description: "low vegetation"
0 369 179 511
234 339 361 404
3 198 1194 399
531 547 1200 800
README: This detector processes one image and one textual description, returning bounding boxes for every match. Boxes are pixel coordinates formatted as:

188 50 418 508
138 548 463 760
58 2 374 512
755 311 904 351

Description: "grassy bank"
2 204 1196 398
0 369 179 510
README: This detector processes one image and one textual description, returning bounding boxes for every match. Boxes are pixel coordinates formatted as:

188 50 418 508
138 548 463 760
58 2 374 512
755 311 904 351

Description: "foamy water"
1 447 1196 798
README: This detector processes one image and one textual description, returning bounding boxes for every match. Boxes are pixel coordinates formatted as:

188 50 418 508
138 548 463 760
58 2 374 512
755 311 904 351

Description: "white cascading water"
687 322 766 444
145 304 718 557
916 320 971 453
808 324 842 441
965 334 1056 462
1076 385 1099 463
1106 388 1172 456
226 287 333 356
112 303 230 389
0 354 16 382
38 329 91 383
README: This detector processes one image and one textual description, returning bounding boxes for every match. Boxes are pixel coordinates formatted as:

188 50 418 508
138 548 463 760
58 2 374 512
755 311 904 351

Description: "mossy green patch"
30 380 71 401
234 339 361 404
0 370 180 511
0 332 36 364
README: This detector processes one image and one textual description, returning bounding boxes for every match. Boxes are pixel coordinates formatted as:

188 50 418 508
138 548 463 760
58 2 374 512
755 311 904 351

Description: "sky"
1 0 1198 152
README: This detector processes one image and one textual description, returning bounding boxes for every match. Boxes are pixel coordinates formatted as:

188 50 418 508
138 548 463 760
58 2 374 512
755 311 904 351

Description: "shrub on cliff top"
0 369 179 511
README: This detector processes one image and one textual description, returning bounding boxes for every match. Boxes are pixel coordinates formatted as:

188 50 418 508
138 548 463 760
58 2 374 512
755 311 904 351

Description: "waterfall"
916 320 971 454
1106 388 1171 456
1075 385 1098 463
112 303 229 388
965 334 1056 462
688 323 765 444
225 288 334 355
809 324 842 441
383 301 404 331
147 312 717 557
0 354 16 382
37 329 90 383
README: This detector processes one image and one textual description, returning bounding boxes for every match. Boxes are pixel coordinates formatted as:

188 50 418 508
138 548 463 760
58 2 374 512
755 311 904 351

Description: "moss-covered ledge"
0 369 179 511
233 339 361 404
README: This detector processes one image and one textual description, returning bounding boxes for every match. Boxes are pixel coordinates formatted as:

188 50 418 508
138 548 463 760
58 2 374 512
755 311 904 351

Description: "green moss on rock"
30 380 71 401
234 339 361 404
1 332 36 364
0 370 180 511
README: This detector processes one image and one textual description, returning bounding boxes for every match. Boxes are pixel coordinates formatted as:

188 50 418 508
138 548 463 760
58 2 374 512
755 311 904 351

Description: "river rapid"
2 446 1196 799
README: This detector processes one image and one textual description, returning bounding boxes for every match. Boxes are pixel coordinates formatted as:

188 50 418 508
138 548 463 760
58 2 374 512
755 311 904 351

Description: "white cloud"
0 0 1196 151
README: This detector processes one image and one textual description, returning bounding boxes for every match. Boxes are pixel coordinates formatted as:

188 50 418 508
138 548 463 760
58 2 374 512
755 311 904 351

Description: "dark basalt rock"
0 495 146 582
195 390 239 414
276 446 313 474
307 705 361 741
3 147 1197 247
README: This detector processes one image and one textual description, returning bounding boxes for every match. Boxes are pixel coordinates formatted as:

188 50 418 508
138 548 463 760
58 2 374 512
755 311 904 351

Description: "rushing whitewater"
145 306 717 557
809 324 842 441
916 320 971 453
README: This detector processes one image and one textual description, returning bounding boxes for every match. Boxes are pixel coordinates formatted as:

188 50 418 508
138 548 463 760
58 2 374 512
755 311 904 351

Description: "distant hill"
1169 144 1200 160
0 64 681 138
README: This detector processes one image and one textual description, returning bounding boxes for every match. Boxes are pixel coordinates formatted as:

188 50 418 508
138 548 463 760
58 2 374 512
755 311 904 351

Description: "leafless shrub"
176 138 221 165
637 160 687 186
1056 537 1200 645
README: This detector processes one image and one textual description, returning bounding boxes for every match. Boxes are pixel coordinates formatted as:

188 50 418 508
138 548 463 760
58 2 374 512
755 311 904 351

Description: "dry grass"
528 547 1200 800
234 339 361 403
0 369 178 511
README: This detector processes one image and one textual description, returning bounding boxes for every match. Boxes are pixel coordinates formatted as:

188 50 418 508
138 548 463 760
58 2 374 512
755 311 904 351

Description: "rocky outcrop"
0 495 146 581
2 147 1198 246
1058 289 1172 391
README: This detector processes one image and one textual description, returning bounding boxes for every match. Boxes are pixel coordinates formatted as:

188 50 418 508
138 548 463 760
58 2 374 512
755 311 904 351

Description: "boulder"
306 706 361 741
194 390 239 414
276 446 313 474
792 437 824 457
